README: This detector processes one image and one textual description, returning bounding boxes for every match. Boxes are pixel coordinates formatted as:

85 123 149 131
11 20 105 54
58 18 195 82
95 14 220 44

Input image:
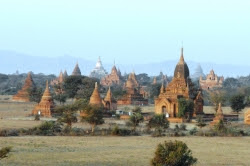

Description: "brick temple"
71 62 81 76
32 81 54 117
154 48 204 122
117 72 148 105
12 72 35 102
199 70 224 90
100 64 122 86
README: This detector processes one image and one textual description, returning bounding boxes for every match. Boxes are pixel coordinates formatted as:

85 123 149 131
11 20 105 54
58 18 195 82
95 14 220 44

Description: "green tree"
63 76 83 99
57 104 78 128
147 114 169 136
151 140 197 166
230 94 246 114
148 114 169 130
53 93 67 105
0 147 12 160
53 83 67 105
129 107 144 131
28 87 43 103
209 91 226 111
75 77 97 99
149 84 161 103
178 98 194 119
81 105 104 133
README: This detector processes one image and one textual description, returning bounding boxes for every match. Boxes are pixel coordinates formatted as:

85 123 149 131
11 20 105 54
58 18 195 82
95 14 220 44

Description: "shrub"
34 114 40 121
0 147 12 160
189 127 198 135
214 120 227 133
180 123 187 131
151 128 165 137
31 121 62 136
151 140 197 166
0 129 19 137
111 126 131 136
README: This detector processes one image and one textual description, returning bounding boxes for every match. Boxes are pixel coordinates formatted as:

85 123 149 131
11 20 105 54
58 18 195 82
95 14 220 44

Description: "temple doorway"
106 102 111 110
162 106 166 114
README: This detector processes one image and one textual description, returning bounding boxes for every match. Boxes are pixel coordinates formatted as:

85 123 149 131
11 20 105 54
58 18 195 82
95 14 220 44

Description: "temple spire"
160 82 165 93
180 47 184 63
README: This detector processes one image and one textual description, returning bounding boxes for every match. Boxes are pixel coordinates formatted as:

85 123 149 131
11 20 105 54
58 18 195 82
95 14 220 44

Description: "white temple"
89 57 108 79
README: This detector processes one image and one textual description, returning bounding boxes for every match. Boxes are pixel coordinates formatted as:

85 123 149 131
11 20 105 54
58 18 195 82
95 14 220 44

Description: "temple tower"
72 62 81 76
13 72 35 102
32 81 54 117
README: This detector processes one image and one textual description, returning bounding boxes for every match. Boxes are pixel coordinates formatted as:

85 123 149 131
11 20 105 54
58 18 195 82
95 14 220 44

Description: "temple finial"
179 46 184 62
95 82 98 88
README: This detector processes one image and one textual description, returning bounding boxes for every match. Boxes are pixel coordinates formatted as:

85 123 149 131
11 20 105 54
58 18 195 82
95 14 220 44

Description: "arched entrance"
106 102 111 110
162 106 166 114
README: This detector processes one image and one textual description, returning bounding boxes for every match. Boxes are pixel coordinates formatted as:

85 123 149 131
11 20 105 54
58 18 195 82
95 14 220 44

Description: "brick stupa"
103 87 117 110
210 103 224 125
89 82 103 106
71 62 81 76
244 109 250 125
12 72 35 102
80 82 103 117
32 81 54 117
51 71 65 86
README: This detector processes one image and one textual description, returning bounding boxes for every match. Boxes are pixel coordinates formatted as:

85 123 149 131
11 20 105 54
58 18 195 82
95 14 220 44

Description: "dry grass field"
0 95 250 165
0 136 250 166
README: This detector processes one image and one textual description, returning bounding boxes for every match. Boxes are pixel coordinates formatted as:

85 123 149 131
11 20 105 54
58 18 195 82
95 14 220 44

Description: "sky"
0 0 250 65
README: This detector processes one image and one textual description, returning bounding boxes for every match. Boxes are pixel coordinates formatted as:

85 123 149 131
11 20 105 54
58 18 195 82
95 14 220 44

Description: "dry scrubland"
0 136 250 166
0 95 250 165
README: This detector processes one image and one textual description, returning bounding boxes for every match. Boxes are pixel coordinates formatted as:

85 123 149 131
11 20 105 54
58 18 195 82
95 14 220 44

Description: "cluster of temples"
10 49 250 125
117 72 148 105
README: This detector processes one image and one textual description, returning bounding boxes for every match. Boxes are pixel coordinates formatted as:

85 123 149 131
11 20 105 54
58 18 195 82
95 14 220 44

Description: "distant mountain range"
0 50 249 77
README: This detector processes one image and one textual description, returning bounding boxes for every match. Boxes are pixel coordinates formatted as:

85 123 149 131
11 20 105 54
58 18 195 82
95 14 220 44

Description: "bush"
30 121 62 136
151 140 197 166
111 126 131 136
0 147 12 160
180 123 187 131
151 128 165 137
189 127 198 135
0 129 19 137
34 114 40 121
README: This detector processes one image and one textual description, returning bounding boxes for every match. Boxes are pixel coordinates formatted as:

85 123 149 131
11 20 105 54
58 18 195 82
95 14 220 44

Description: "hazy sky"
0 0 249 65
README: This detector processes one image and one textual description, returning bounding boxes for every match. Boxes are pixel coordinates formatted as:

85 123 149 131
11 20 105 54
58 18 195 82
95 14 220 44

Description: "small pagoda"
103 87 117 110
12 72 35 102
210 103 224 125
32 81 54 117
71 62 81 76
